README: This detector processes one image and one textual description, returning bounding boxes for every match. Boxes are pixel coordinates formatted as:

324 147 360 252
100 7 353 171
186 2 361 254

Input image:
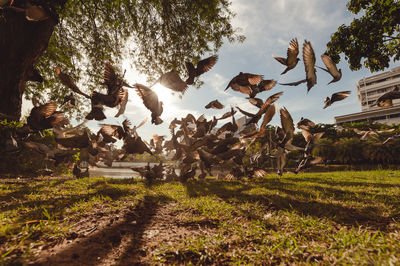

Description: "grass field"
1 170 400 264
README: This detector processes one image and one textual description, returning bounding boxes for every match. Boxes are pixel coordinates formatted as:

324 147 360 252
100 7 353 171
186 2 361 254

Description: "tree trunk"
0 8 57 120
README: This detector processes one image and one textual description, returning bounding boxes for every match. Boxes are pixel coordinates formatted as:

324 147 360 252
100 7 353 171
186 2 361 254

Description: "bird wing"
197 114 206 123
273 56 287 66
258 79 277 92
286 38 299 65
310 156 324 165
184 113 196 124
279 79 307 86
216 122 232 136
248 97 263 108
303 40 317 91
205 99 224 109
260 104 276 129
321 54 341 80
246 73 264 86
313 132 325 142
257 91 284 116
104 62 119 94
302 129 313 142
234 84 253 95
115 89 129 117
236 106 256 118
353 128 367 135
159 70 188 93
122 119 131 130
185 62 196 85
280 107 295 138
196 55 218 75
23 141 51 155
136 117 148 129
37 102 57 117
217 109 236 120
56 69 90 99
204 101 215 109
377 128 396 134
297 118 316 130
99 124 124 139
331 91 351 103
135 83 159 112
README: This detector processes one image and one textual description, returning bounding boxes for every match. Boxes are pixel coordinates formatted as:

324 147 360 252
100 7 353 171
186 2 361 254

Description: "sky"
23 0 400 142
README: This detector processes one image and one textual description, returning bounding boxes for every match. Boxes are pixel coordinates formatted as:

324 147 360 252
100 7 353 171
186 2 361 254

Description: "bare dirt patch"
29 196 218 265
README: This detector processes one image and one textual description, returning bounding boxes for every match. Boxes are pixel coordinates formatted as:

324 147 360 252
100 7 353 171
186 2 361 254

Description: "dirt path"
30 196 217 265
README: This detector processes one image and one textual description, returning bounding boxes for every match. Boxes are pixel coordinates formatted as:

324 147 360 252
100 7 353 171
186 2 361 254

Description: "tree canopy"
25 0 244 117
326 0 400 72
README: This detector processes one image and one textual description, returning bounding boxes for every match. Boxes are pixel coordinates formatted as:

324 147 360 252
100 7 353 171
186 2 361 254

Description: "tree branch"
383 35 400 40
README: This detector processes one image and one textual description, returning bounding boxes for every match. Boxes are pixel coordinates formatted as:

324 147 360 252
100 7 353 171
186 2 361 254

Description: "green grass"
1 170 400 264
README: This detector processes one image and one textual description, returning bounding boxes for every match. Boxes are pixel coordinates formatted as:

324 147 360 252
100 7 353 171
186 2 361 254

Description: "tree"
335 137 365 164
0 0 243 120
326 0 400 72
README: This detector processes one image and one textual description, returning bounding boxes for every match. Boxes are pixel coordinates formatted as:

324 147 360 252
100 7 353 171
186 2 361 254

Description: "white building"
335 66 400 125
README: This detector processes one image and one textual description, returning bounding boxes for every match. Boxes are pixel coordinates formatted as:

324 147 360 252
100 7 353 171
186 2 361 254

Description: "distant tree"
312 138 336 162
326 0 400 72
363 141 394 165
0 0 243 120
335 137 365 164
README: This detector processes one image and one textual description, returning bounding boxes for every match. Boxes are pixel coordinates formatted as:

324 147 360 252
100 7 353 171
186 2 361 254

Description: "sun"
152 83 176 106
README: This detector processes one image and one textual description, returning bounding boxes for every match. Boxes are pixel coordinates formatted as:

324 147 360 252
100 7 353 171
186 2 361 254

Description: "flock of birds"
2 21 400 179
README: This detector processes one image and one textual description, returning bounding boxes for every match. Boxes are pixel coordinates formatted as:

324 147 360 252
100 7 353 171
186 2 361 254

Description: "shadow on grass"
185 178 399 229
32 195 172 265
1 180 140 223
282 177 400 189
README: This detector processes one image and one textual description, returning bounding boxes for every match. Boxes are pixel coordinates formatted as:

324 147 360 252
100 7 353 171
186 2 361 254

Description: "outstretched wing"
37 102 57 117
135 83 159 112
55 67 90 98
321 54 341 80
104 62 119 94
280 107 295 139
196 55 218 75
331 91 351 103
303 40 317 92
115 89 129 117
159 70 188 93
258 79 277 92
286 38 299 65
279 79 307 86
136 117 148 129
236 106 256 118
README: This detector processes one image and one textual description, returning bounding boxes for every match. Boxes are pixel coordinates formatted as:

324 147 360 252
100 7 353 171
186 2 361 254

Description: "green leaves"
327 0 400 72
29 0 243 118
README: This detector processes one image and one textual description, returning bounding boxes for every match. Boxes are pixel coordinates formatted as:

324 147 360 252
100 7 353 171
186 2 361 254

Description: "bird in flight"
205 99 224 110
185 55 218 85
135 83 164 125
225 72 263 95
317 54 342 85
370 86 400 108
303 40 317 92
273 38 300 75
323 91 351 109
